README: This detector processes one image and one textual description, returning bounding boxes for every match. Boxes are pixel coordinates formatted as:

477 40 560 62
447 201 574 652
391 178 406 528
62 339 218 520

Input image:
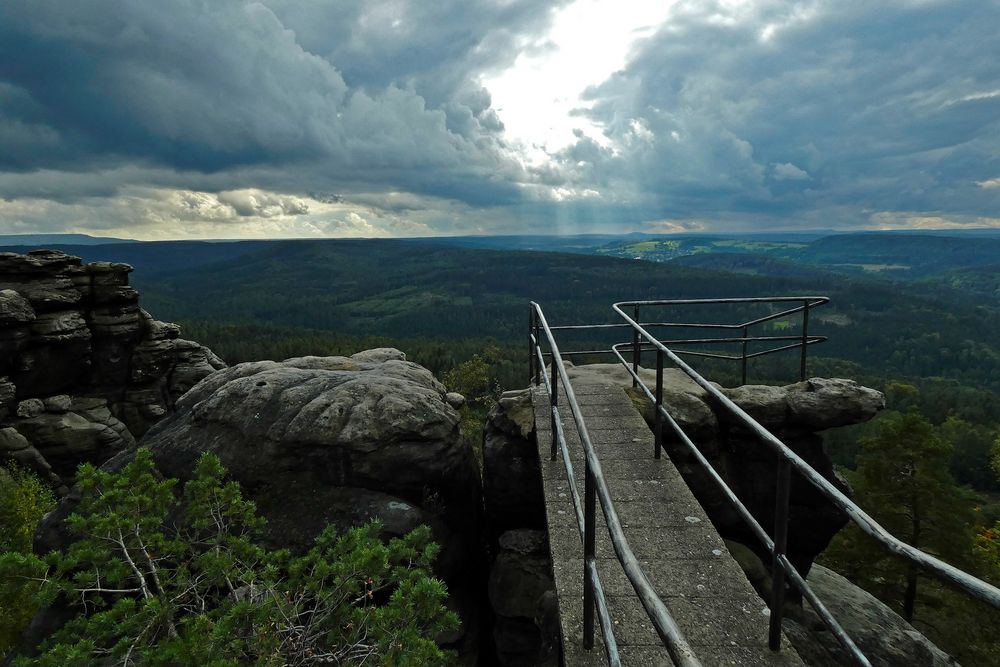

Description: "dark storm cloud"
1 0 998 236
0 0 566 206
563 0 1000 227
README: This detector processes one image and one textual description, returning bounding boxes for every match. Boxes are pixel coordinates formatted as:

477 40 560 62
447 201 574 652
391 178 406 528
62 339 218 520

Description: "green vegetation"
7 234 1000 660
0 465 57 654
822 405 1000 665
0 451 456 666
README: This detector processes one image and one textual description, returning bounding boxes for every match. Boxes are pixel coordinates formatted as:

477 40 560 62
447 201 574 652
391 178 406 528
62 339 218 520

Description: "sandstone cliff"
0 250 225 489
26 348 484 662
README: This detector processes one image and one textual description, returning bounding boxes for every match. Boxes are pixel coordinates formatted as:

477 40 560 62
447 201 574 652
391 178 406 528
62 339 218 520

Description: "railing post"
741 325 749 386
550 352 558 461
800 301 810 381
583 462 596 650
528 306 535 386
769 456 791 651
632 304 640 388
534 315 542 387
654 349 663 459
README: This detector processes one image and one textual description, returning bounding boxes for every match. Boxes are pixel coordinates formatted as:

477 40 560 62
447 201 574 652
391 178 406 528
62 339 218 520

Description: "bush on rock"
0 449 458 666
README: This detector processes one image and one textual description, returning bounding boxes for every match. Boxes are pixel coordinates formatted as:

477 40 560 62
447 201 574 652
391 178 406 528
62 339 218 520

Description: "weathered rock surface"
28 349 484 661
784 565 958 667
487 530 558 667
136 353 476 512
483 389 545 538
482 393 556 666
0 250 225 487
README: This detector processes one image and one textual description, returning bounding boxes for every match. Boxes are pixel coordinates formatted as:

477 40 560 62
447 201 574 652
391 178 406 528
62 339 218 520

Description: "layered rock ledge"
0 250 224 488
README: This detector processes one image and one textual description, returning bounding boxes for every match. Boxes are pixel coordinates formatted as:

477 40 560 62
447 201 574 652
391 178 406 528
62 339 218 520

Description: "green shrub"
0 464 56 655
0 450 458 665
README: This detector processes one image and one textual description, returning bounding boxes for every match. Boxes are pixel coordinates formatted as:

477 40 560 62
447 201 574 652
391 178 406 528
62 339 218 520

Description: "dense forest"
3 233 1000 662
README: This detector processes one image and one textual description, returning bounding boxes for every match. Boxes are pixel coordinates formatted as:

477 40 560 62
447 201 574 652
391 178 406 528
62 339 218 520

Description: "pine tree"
826 409 976 622
0 450 458 665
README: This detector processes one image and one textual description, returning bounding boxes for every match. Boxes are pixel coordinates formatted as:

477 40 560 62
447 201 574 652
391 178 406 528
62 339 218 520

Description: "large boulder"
27 349 484 662
137 353 477 521
783 565 958 666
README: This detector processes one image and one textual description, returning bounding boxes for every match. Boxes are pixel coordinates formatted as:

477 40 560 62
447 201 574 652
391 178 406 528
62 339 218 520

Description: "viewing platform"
525 296 1000 666
533 380 802 666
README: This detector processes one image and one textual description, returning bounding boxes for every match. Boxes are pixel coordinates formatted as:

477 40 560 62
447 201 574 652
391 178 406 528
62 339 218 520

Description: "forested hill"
5 238 997 395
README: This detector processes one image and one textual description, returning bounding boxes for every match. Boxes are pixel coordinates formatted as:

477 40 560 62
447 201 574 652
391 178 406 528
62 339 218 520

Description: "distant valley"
4 231 1000 392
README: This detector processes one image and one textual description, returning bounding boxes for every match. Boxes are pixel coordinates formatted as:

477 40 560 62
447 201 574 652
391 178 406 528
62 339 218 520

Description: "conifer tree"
0 450 457 665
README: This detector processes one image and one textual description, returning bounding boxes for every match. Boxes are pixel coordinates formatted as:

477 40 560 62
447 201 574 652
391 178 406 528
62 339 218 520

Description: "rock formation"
787 565 958 667
560 362 884 579
724 552 959 667
484 389 546 539
0 250 225 489
482 392 555 666
29 349 484 662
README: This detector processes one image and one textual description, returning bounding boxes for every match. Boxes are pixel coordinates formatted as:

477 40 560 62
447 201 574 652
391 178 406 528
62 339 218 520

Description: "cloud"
772 162 809 181
557 0 1000 229
0 0 568 210
0 0 998 237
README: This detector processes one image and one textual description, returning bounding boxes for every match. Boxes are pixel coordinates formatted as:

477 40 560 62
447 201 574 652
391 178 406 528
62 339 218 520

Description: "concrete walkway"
532 381 803 666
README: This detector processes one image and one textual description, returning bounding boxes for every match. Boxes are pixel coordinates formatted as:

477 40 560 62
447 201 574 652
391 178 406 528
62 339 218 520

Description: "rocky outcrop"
482 391 555 666
563 362 883 579
786 565 957 666
488 530 558 667
0 250 224 488
30 349 483 661
484 389 545 539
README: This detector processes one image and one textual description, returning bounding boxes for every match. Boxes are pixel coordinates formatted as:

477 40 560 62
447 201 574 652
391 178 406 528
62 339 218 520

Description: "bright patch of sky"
1 0 998 238
481 0 675 162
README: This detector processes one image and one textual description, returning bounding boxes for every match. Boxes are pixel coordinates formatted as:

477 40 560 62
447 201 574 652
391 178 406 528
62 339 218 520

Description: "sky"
0 0 998 240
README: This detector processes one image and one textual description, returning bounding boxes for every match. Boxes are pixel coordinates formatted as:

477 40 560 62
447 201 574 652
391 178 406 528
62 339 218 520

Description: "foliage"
443 345 504 468
0 450 457 666
442 344 503 412
825 410 976 620
939 416 999 491
0 465 57 655
0 465 56 555
821 410 1000 665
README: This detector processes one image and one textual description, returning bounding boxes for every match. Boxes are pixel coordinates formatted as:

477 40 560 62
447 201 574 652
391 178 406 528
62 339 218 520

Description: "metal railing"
529 302 701 667
528 297 1000 666
533 296 828 386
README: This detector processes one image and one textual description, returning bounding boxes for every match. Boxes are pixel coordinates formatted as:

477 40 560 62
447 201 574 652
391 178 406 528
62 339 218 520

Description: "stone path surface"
532 380 804 666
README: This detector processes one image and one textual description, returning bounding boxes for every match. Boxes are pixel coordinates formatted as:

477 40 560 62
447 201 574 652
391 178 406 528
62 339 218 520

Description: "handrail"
608 342 868 664
529 302 702 667
531 338 623 667
611 298 1000 666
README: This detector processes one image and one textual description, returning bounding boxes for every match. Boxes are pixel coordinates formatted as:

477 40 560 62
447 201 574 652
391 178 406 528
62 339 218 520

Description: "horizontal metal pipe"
616 296 830 306
542 336 827 359
611 302 1000 610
